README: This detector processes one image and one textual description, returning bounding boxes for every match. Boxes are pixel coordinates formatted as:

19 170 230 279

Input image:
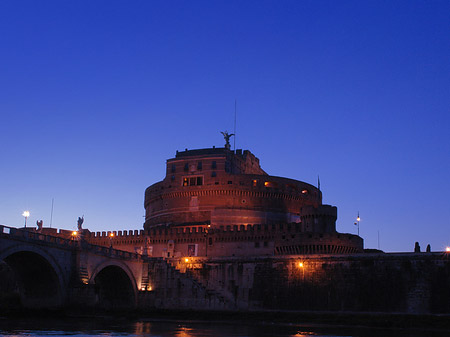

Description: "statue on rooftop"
221 131 234 149
77 216 84 231
36 220 43 231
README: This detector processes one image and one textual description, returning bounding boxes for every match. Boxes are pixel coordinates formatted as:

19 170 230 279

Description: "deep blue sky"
1 1 449 252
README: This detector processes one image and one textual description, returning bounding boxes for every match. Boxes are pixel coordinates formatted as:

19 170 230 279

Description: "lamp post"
109 232 114 248
354 212 360 236
22 211 30 228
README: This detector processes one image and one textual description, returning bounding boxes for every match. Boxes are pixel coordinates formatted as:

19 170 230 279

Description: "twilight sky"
1 1 449 252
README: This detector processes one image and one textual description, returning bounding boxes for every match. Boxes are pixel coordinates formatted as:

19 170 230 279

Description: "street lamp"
354 212 360 236
22 211 30 228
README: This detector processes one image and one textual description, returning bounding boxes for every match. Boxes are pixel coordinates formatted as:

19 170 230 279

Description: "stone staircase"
167 259 249 310
142 257 233 310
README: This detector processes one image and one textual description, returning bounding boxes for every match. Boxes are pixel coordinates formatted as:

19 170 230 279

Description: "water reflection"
0 318 448 337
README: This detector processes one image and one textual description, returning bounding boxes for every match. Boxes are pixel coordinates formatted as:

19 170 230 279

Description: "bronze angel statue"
221 131 234 148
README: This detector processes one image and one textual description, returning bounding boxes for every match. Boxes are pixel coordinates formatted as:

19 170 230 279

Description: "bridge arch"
90 260 137 309
0 245 66 308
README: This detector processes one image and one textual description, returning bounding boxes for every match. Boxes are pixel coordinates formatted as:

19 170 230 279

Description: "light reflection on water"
0 319 448 337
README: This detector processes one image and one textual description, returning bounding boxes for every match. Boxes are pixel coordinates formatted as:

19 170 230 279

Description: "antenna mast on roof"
233 99 237 151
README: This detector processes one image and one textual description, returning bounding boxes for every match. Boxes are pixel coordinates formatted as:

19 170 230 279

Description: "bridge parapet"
0 225 78 249
0 225 141 261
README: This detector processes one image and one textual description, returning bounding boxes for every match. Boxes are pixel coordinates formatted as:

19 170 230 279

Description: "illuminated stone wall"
172 253 450 313
144 147 324 230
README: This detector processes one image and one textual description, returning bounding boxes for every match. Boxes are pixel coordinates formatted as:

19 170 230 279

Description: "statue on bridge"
36 220 43 231
77 216 84 231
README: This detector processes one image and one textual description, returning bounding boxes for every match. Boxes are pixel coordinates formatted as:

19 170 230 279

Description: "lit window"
182 176 203 186
253 179 258 187
264 181 278 188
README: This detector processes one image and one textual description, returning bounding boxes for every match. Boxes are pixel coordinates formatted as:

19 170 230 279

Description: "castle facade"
85 144 363 258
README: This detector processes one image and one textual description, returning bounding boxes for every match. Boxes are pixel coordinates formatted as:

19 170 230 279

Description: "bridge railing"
0 225 78 247
0 225 140 260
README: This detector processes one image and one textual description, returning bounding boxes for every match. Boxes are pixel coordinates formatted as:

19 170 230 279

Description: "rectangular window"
212 161 217 169
264 181 278 188
171 164 176 173
197 161 202 170
184 163 189 172
182 175 203 186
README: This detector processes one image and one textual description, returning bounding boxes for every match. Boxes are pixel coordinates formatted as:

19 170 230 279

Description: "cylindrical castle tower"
144 147 332 233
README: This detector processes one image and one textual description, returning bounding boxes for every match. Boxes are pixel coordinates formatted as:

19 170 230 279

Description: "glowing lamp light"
22 211 30 227
357 216 361 222
72 231 78 236
298 262 304 268
185 258 189 263
446 247 450 253
110 233 114 237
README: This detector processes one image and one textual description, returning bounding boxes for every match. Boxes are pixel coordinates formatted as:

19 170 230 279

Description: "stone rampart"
169 252 450 313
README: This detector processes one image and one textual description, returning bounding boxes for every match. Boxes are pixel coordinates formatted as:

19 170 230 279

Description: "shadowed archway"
2 251 62 308
94 265 136 309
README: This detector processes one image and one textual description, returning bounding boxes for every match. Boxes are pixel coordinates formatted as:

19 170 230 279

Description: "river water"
0 318 448 337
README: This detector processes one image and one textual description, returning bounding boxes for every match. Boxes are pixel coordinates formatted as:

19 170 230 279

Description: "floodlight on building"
298 262 304 268
446 247 450 253
185 258 189 263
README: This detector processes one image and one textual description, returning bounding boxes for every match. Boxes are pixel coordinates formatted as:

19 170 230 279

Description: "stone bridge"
0 225 147 309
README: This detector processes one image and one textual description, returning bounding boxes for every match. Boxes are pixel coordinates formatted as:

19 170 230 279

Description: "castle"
84 137 363 257
6 138 450 315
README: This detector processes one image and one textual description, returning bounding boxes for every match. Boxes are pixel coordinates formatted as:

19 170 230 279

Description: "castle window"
212 161 217 169
171 164 176 173
182 176 203 186
184 163 189 172
197 161 202 170
264 181 278 188
228 180 232 184
211 171 216 177
171 175 175 181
